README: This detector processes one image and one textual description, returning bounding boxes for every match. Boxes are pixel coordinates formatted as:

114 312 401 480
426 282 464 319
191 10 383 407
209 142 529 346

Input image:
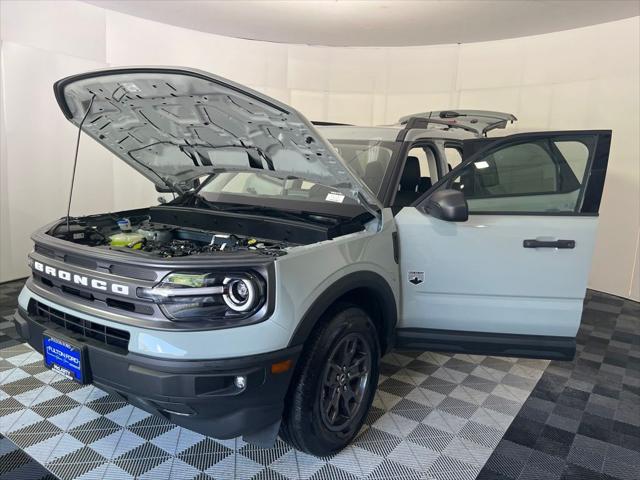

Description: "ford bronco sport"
13 67 610 456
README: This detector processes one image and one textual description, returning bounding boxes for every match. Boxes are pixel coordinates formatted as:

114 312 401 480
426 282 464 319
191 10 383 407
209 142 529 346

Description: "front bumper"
14 306 301 440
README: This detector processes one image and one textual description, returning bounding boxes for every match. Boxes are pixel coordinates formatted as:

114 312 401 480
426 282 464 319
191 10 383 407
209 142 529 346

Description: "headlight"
139 271 266 324
223 277 257 312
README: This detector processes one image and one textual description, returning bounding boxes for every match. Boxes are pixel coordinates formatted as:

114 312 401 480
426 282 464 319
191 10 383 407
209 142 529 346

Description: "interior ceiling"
84 0 639 47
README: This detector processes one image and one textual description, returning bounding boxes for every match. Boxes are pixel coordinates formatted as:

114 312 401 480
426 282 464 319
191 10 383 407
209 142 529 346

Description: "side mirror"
424 189 468 222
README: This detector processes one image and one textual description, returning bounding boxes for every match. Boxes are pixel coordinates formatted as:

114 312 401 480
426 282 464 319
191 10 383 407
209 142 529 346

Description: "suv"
13 67 610 456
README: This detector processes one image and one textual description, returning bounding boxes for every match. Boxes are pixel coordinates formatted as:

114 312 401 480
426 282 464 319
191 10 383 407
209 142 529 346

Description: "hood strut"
65 94 96 231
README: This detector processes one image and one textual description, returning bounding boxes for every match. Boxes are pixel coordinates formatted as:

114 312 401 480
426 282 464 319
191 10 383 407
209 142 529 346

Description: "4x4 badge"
408 271 424 285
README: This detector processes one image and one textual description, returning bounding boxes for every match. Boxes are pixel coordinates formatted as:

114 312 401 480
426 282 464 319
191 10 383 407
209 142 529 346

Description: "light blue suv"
13 67 610 456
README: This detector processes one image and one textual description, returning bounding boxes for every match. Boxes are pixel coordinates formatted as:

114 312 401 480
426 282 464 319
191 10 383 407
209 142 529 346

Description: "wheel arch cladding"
288 271 397 354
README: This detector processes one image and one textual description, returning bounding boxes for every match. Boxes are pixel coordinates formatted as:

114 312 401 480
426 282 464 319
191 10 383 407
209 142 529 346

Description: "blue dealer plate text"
43 335 83 383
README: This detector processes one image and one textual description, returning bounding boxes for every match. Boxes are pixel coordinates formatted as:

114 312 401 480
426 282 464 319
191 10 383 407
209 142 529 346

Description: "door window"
447 136 593 213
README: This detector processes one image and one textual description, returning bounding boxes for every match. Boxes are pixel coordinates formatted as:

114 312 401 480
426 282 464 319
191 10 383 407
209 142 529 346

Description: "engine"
49 216 289 258
136 229 289 258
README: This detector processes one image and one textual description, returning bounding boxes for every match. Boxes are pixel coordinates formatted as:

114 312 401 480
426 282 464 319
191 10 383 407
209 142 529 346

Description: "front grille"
32 274 154 316
29 300 130 352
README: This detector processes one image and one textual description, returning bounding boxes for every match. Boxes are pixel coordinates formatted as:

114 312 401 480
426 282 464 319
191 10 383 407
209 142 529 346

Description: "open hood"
399 110 517 137
54 67 380 209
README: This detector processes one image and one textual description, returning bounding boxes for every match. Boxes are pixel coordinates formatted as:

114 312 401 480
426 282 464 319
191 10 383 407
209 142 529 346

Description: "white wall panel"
289 90 326 121
287 46 330 92
0 42 109 281
0 40 11 281
516 85 553 130
371 94 387 126
327 92 374 126
547 81 592 129
457 87 522 115
586 73 640 299
522 34 594 86
0 0 106 62
112 161 157 211
384 92 454 124
386 45 459 94
327 48 386 94
457 38 526 90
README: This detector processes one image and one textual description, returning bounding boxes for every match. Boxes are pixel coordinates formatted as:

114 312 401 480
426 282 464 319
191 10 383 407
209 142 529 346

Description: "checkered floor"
0 339 549 480
0 432 56 480
0 279 638 480
478 289 640 480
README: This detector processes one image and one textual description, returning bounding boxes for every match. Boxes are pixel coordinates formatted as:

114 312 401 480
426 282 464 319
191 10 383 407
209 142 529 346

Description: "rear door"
394 131 611 360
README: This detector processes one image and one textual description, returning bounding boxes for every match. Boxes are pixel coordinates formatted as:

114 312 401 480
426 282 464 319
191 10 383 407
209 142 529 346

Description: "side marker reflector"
271 359 293 374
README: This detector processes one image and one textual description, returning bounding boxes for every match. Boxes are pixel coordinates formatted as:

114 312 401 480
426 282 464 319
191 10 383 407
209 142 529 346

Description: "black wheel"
280 304 380 456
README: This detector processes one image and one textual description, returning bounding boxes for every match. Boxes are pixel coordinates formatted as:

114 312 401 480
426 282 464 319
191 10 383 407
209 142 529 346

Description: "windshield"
199 172 359 205
326 139 396 195
198 139 396 205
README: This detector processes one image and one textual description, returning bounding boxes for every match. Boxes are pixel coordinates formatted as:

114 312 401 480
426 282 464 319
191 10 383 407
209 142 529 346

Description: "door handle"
523 239 575 249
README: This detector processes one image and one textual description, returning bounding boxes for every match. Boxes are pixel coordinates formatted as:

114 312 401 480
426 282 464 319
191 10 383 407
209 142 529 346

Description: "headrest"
400 156 420 190
364 160 384 182
363 160 384 187
418 177 432 192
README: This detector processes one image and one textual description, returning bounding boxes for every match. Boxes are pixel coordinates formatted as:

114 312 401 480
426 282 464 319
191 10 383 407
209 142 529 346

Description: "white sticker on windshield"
121 82 142 93
325 192 345 203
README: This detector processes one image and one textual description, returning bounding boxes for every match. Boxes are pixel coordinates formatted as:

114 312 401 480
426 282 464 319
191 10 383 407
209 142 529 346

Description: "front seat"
362 160 384 194
394 156 421 207
418 177 432 192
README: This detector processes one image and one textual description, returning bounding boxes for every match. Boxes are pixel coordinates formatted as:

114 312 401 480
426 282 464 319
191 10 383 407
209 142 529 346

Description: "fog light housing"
234 375 247 389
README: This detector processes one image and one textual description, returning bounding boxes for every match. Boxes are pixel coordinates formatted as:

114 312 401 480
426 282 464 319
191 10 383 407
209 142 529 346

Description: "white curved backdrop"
0 1 638 300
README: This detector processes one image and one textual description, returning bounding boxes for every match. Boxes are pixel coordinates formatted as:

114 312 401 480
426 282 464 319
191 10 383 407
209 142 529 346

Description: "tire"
280 303 380 456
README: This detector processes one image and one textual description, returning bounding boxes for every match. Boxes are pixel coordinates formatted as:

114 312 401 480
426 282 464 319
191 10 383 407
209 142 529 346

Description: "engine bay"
48 212 290 258
44 200 368 259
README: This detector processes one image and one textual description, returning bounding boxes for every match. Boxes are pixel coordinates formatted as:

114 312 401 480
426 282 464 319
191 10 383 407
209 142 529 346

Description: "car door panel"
395 130 611 360
396 208 596 337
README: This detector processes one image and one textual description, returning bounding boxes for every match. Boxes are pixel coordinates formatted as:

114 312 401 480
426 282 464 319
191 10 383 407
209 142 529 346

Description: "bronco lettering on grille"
33 261 130 295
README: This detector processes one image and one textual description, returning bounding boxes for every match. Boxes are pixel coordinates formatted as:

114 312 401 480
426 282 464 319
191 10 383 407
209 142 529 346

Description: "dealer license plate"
43 334 86 383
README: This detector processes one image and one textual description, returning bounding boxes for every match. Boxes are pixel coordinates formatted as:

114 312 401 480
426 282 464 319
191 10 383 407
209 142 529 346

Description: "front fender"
287 270 397 352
